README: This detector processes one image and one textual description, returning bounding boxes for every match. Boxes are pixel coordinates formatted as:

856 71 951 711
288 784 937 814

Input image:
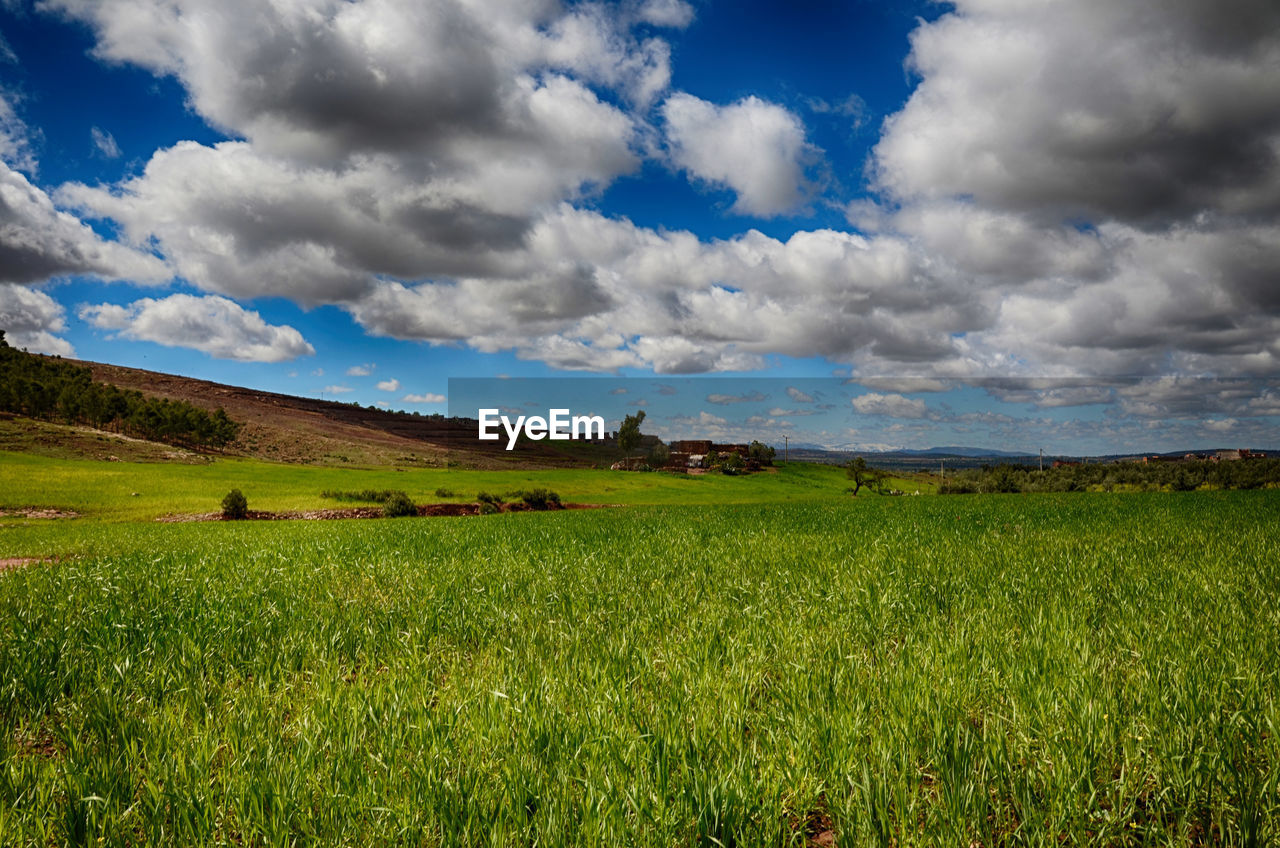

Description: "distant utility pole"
784 435 789 464
1039 448 1043 472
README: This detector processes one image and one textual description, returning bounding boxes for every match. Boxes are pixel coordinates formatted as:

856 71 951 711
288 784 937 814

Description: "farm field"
0 451 927 524
1 485 1278 845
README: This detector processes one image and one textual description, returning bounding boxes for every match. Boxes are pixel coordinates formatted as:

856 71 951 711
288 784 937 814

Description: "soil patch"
156 502 612 522
0 508 79 519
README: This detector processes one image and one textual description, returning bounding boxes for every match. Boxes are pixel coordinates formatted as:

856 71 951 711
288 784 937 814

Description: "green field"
0 451 928 524
2 453 1278 845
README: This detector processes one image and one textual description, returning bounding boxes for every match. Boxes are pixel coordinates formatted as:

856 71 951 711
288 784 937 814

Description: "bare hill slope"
38 358 596 468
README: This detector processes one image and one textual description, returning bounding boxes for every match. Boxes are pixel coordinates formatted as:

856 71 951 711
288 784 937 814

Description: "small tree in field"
617 410 646 456
845 457 887 496
221 488 248 519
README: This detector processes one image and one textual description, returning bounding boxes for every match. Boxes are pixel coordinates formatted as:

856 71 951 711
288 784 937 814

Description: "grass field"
0 451 936 523
2 473 1278 844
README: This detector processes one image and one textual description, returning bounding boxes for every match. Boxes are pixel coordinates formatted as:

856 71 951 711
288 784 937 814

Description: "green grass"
0 451 931 522
1 491 1277 845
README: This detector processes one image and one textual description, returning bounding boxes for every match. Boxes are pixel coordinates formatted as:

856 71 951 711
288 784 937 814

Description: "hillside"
13 356 604 468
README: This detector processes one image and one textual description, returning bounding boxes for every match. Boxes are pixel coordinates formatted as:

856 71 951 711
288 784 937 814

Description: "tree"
845 457 887 496
748 440 776 465
617 410 646 456
221 489 248 519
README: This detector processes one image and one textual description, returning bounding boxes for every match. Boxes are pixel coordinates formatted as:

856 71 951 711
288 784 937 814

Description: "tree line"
0 331 240 449
940 458 1280 494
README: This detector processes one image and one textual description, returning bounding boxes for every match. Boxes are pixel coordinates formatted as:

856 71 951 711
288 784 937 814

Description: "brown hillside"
61 358 596 468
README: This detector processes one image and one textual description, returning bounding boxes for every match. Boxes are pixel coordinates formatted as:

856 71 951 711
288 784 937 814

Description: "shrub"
221 488 248 520
478 501 501 515
477 491 504 506
434 487 455 498
519 488 561 510
383 491 417 518
321 488 400 503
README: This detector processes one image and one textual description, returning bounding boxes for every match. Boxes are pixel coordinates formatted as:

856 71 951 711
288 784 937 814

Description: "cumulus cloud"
849 0 1280 389
851 392 930 419
23 0 1280 412
323 385 353 394
875 0 1280 225
375 378 400 391
662 93 817 217
346 364 374 377
1 161 167 285
78 293 314 362
0 283 74 355
0 93 36 174
403 392 446 404
44 0 669 162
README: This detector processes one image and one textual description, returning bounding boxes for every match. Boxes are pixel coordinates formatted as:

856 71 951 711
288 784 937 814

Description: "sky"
1 0 1278 454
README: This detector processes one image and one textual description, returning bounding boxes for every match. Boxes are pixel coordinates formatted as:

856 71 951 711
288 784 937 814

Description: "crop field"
0 451 922 523
1 482 1278 845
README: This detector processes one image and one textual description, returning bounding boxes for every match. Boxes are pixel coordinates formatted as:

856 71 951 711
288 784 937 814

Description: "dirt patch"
0 508 79 519
11 726 62 759
156 502 614 522
787 797 836 848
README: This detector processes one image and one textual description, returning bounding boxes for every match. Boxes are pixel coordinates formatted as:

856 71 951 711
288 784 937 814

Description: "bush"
383 490 417 517
321 488 400 503
477 491 504 506
221 488 248 520
478 501 501 515
519 488 561 510
434 487 455 498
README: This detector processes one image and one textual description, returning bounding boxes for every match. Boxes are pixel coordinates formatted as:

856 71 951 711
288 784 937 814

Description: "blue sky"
1 0 1278 454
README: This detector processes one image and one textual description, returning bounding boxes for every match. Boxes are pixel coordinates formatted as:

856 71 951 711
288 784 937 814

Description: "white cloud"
874 0 1280 225
323 385 353 394
375 378 400 391
662 93 816 217
1 161 168 286
346 364 374 376
26 0 1280 404
79 293 314 362
852 393 930 419
402 392 446 404
0 284 74 356
635 0 694 29
90 126 121 158
0 93 36 174
786 386 814 403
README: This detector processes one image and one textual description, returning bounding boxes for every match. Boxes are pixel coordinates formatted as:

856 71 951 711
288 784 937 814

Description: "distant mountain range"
889 446 1034 458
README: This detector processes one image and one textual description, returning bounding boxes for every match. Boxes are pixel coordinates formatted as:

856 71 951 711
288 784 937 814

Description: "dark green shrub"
321 488 400 502
383 491 417 517
434 487 455 498
477 491 504 506
478 501 501 515
221 488 248 520
519 488 561 510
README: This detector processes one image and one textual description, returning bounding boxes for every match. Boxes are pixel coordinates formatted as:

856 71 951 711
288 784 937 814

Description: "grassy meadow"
0 450 927 524
1 450 1278 845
